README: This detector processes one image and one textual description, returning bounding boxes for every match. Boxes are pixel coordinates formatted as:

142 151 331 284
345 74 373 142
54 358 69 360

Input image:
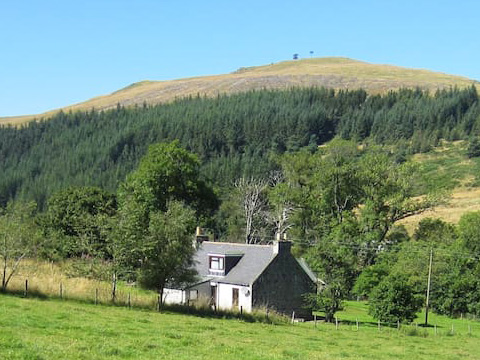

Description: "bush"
368 274 423 323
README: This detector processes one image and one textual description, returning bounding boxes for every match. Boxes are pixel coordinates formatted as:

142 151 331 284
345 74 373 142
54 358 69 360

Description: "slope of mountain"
1 57 478 126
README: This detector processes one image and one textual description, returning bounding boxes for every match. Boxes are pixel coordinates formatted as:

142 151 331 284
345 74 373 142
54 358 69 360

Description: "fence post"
397 320 400 331
24 279 28 297
335 317 339 330
291 311 295 324
378 319 381 331
128 293 131 308
95 288 98 305
314 314 317 328
111 272 117 303
434 324 437 336
356 318 359 331
59 282 63 299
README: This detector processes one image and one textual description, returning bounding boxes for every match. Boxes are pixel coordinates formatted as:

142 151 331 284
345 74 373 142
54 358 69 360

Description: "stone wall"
252 251 315 319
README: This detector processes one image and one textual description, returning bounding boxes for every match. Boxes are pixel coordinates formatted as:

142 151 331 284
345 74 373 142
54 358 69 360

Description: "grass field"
1 294 479 359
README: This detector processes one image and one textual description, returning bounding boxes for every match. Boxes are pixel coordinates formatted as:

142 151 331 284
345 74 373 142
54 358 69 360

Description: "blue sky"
1 0 479 116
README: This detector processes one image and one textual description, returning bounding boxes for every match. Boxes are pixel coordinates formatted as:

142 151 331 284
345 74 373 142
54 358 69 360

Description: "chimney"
273 233 292 255
193 226 209 249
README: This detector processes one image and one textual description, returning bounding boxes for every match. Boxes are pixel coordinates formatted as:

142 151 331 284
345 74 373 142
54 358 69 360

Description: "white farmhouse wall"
163 288 184 304
163 281 212 306
217 283 252 312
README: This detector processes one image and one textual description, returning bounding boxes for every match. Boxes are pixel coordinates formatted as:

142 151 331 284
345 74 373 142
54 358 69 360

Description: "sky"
1 0 479 117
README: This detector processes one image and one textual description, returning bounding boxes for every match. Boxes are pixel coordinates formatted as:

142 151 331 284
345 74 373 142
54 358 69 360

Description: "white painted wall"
217 283 252 312
163 281 212 306
163 282 252 313
163 288 184 304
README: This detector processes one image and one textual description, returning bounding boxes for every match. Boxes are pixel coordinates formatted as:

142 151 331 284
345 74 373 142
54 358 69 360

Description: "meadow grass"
1 294 479 359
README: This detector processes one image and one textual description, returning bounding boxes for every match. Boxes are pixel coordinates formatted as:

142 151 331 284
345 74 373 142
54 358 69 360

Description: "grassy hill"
2 57 478 126
399 140 480 232
1 294 479 359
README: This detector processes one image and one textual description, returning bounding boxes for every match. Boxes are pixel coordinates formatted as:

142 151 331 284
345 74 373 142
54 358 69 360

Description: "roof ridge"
203 241 272 248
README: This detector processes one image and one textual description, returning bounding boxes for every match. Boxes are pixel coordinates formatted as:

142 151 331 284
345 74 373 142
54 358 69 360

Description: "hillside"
1 57 478 126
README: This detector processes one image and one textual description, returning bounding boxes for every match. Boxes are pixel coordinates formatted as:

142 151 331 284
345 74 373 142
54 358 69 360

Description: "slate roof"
192 242 276 286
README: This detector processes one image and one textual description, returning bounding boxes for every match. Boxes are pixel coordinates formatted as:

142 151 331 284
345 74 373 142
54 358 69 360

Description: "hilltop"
1 57 478 125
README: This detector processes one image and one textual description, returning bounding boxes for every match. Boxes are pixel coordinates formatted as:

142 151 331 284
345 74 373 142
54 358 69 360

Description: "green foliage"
113 142 209 299
305 234 358 322
39 186 117 259
118 141 218 219
281 141 438 266
467 137 480 158
457 211 480 253
368 274 423 323
0 202 40 291
353 263 389 298
136 201 196 300
413 218 457 246
0 87 478 209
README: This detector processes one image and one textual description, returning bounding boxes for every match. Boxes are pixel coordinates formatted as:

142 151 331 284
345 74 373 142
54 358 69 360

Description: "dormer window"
208 252 244 276
209 256 224 271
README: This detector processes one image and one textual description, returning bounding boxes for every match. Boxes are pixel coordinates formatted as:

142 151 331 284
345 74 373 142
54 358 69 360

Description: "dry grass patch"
399 187 480 233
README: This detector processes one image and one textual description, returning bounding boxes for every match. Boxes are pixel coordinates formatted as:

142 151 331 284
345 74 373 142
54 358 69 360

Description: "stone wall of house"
252 250 315 319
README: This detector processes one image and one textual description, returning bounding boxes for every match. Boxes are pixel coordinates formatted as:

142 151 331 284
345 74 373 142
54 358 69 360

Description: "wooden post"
434 324 437 336
95 288 98 305
425 248 433 326
291 311 295 324
314 314 317 328
111 272 117 303
24 279 28 297
356 318 359 331
157 295 161 312
240 306 243 315
378 319 381 331
397 320 400 331
335 317 338 330
127 293 131 308
59 282 63 299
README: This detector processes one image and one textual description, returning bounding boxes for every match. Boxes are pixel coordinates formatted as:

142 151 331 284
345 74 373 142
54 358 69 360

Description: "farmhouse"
163 233 318 319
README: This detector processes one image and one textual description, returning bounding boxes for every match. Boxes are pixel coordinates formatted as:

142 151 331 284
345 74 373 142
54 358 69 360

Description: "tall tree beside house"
136 201 196 306
113 141 217 296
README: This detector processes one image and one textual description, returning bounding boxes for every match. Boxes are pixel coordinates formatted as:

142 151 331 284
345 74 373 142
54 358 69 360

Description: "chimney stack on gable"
193 227 209 249
273 233 292 255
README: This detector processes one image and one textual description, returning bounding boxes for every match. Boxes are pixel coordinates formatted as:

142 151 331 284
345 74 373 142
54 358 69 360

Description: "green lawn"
1 294 479 359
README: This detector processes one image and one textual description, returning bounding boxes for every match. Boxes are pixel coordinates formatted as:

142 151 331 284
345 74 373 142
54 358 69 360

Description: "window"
209 256 224 270
189 289 198 300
